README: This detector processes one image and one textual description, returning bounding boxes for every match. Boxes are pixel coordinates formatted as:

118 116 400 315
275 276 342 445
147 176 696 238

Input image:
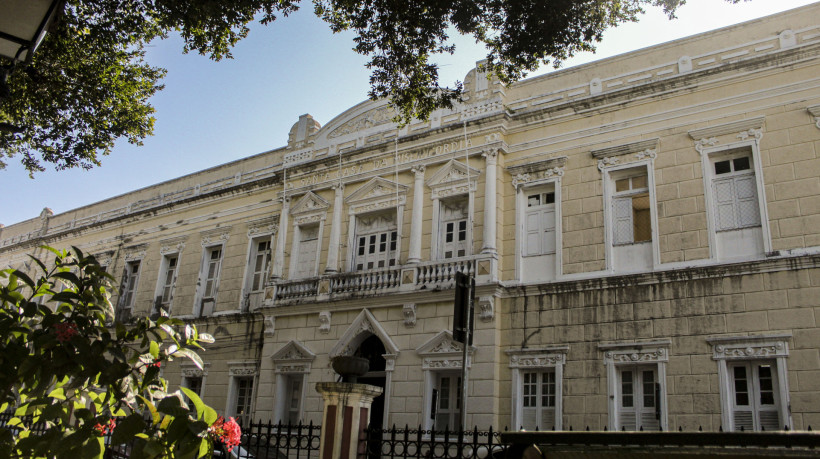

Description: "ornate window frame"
193 227 230 317
225 360 259 423
154 236 186 317
506 346 568 431
508 156 566 282
707 334 791 431
593 140 660 273
240 216 278 312
425 160 480 261
344 177 408 271
416 331 476 432
688 117 771 260
271 340 316 425
288 192 328 279
180 361 209 400
599 340 669 431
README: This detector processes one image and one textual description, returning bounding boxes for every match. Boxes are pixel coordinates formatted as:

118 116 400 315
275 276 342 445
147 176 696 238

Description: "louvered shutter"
613 197 634 244
734 175 761 228
525 210 542 256
541 208 556 254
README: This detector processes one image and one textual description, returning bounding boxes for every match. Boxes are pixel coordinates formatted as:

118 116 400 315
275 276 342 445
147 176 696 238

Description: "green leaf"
172 348 203 370
80 435 104 459
11 270 35 288
179 387 205 420
111 413 146 445
157 395 188 417
198 333 215 344
137 395 160 425
149 341 159 360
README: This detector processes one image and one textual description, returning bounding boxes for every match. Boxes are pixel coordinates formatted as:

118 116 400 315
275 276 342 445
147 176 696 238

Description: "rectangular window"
434 374 462 432
232 376 254 426
184 376 203 397
156 255 178 314
293 225 319 278
729 361 781 431
250 240 272 291
439 198 469 259
524 191 556 256
617 365 660 431
521 371 556 430
612 173 651 245
118 260 141 321
712 153 761 232
354 213 398 271
203 247 222 300
285 374 303 425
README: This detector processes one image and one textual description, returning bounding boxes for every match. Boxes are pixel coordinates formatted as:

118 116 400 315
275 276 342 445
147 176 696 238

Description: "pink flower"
209 416 242 451
53 322 78 342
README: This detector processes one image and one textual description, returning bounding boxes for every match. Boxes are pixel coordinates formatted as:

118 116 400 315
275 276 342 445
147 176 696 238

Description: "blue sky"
1 0 817 226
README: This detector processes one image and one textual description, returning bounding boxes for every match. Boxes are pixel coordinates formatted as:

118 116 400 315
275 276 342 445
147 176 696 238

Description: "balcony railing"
271 253 496 304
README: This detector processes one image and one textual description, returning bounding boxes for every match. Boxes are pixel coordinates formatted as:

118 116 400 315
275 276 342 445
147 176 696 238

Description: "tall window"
711 153 761 232
231 376 254 426
156 255 178 315
524 190 556 256
521 371 556 430
196 246 223 317
433 374 461 432
728 361 781 431
184 376 203 397
118 260 141 321
439 198 469 259
203 247 222 300
617 366 660 431
292 225 319 278
612 172 651 245
354 212 397 271
250 240 272 292
281 374 304 425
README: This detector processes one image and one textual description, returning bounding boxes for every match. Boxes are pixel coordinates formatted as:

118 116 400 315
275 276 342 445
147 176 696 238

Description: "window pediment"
416 331 475 370
591 139 659 171
272 340 316 374
707 334 790 360
290 192 329 225
330 309 400 358
345 177 408 214
426 160 480 199
200 227 231 246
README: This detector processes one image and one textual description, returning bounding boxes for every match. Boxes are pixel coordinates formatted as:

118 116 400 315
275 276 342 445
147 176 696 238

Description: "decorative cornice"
181 362 210 378
688 117 765 142
507 347 568 368
247 216 278 237
124 244 148 262
159 236 187 255
227 361 259 376
591 139 659 160
600 340 670 365
200 227 231 246
506 156 567 177
708 334 791 360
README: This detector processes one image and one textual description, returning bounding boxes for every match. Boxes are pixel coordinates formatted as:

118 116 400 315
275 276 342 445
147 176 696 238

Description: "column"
407 166 425 264
325 183 345 273
271 196 290 279
481 149 498 255
316 382 383 459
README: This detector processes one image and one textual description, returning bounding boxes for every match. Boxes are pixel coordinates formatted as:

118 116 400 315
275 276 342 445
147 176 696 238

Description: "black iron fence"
218 420 321 459
361 424 508 459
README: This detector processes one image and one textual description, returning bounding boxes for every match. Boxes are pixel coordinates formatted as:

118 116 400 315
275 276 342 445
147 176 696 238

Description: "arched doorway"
354 334 386 429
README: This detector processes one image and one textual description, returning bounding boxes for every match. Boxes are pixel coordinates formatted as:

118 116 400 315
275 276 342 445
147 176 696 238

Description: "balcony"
270 253 497 304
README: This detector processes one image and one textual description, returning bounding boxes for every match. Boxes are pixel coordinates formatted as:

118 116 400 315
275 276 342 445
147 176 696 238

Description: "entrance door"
355 335 387 459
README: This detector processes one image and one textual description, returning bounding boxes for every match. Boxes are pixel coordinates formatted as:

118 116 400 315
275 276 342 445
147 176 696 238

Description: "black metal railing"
361 424 507 459
225 420 322 459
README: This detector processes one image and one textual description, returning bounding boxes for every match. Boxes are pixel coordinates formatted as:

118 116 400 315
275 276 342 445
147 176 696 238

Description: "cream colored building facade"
2 4 820 433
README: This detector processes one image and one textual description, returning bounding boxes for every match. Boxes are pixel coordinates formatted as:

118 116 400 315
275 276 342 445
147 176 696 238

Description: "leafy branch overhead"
1 0 740 174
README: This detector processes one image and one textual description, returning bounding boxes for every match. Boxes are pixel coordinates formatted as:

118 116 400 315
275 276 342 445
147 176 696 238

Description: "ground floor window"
600 341 668 432
521 370 556 431
507 347 566 431
709 335 791 431
433 373 461 433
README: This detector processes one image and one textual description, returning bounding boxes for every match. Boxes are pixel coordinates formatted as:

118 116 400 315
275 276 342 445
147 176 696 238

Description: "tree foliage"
0 246 232 458
1 0 743 174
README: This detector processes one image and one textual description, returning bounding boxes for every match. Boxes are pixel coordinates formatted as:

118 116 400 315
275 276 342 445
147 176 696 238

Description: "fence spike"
719 426 723 432
586 426 590 431
740 426 745 432
640 426 644 431
679 426 683 432
785 425 790 431
808 425 812 431
603 426 607 432
699 426 703 432
622 426 626 432
762 425 765 431
569 425 572 431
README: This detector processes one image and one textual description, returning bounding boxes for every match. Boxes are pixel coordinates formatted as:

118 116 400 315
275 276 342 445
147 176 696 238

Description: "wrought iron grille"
361 424 507 459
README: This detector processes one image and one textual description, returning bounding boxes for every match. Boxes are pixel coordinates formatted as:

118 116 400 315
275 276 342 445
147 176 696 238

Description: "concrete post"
482 149 498 255
407 165 425 263
325 183 344 273
316 382 383 459
271 196 290 279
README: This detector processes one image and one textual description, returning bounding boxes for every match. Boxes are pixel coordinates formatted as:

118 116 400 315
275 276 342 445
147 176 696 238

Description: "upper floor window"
711 152 761 232
203 247 222 301
524 190 556 256
155 254 178 315
354 212 397 271
612 172 651 245
439 198 469 259
249 240 272 292
117 260 141 321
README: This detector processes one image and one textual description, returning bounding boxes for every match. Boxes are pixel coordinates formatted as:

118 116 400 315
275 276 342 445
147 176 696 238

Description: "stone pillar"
407 165 425 264
316 382 383 459
271 196 290 279
325 184 345 273
481 149 498 255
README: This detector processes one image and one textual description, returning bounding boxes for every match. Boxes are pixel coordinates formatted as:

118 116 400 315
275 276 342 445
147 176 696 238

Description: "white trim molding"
506 346 568 431
707 334 792 431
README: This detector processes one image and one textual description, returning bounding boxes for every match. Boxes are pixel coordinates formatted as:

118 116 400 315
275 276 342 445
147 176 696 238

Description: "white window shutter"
525 210 542 256
541 208 556 254
613 197 633 244
713 178 738 231
734 175 761 228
